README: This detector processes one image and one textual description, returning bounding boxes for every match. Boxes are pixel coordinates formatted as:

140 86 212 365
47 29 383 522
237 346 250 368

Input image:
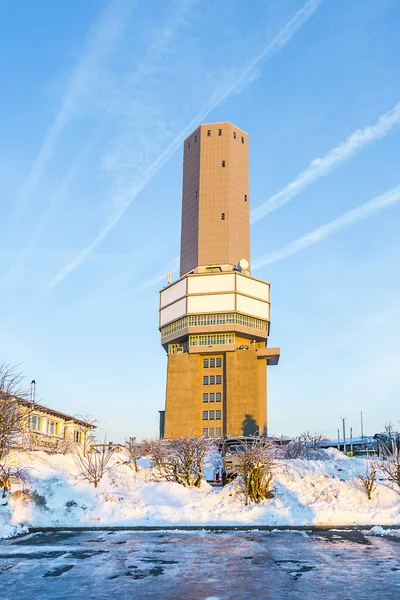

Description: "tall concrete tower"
159 122 279 439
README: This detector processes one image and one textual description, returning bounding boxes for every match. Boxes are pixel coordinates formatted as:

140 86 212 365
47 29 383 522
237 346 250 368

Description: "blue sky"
1 0 399 442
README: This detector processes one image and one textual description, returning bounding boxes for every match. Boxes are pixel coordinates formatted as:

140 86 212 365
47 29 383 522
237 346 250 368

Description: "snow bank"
1 450 400 538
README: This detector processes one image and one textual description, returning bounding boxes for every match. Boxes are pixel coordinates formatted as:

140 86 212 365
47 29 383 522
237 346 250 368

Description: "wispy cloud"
135 257 180 293
47 0 323 291
253 184 400 269
305 306 400 366
251 101 400 224
14 0 135 218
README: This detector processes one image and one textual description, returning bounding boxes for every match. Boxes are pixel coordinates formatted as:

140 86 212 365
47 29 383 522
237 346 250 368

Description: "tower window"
244 194 247 202
210 393 215 402
216 358 222 367
216 410 221 420
203 359 209 368
203 411 208 420
216 393 221 402
218 129 222 136
195 135 197 142
203 393 208 402
203 428 208 436
195 190 198 198
210 359 215 368
216 375 221 384
209 428 215 437
187 141 190 149
221 213 225 220
233 131 236 139
241 136 244 144
207 130 211 136
216 427 221 436
222 160 225 167
209 411 215 420
203 376 209 385
210 376 215 385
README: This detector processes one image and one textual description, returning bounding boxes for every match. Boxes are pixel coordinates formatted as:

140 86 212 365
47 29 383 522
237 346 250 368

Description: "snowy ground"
1 528 400 599
1 449 400 539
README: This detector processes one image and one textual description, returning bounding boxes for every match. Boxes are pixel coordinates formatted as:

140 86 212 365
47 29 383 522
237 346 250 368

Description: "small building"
16 398 95 452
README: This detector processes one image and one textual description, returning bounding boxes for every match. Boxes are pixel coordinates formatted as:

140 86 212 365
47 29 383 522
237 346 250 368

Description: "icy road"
1 529 400 599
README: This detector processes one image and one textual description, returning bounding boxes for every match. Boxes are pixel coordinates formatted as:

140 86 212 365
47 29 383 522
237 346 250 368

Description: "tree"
73 436 116 488
379 441 400 491
125 436 143 472
0 363 31 460
143 436 213 487
235 440 276 505
356 459 377 500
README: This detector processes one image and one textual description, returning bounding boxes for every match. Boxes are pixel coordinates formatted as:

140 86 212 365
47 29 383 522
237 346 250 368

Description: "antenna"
167 272 172 285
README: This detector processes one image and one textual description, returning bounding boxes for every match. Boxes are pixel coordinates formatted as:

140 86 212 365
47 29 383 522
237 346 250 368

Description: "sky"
1 0 399 443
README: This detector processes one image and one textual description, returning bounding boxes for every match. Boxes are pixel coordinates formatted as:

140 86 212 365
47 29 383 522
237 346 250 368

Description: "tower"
159 122 279 439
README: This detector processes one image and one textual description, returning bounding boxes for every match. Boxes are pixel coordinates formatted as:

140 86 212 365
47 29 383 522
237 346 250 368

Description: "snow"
1 449 400 539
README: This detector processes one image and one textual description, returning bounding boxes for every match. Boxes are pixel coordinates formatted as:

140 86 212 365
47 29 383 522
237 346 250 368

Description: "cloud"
15 0 136 217
252 184 400 269
251 101 400 224
47 0 323 291
305 306 400 366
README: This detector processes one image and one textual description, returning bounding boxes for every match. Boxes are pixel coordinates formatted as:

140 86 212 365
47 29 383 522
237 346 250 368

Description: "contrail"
47 0 323 291
253 184 400 269
136 257 180 293
305 306 400 366
251 101 400 224
15 0 135 217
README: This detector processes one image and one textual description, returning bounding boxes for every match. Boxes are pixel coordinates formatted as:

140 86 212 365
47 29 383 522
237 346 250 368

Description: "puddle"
43 564 74 577
309 530 371 545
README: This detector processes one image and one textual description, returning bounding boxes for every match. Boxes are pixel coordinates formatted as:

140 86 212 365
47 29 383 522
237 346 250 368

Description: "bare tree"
235 440 276 505
379 441 400 491
73 436 116 488
125 436 143 472
143 437 213 487
0 363 32 460
0 463 30 499
356 460 377 500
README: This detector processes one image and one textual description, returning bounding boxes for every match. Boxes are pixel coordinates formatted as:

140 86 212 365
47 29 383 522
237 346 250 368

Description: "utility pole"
341 417 347 454
337 429 340 451
360 411 364 438
350 426 353 455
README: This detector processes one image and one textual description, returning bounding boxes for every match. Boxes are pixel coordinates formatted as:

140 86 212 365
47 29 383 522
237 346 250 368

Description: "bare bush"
73 437 115 488
356 460 377 499
143 436 213 487
235 440 276 505
125 436 143 472
279 441 307 459
379 441 400 490
0 462 30 499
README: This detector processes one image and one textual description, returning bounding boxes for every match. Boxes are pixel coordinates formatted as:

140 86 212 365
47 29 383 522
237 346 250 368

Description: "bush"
356 459 377 499
235 440 276 505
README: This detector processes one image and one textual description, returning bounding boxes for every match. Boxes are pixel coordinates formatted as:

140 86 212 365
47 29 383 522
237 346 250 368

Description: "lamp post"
341 417 347 454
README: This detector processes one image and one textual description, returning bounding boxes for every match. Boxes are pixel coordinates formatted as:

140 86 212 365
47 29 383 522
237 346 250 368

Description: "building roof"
15 398 96 429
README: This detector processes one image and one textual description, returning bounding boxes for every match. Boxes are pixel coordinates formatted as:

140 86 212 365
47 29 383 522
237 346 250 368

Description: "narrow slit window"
244 194 247 202
233 131 236 139
221 213 225 220
222 160 225 167
187 141 190 149
195 190 198 198
218 129 222 136
207 129 211 136
241 136 244 144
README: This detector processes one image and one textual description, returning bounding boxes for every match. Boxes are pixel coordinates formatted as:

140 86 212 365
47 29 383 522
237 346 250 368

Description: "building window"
218 129 222 136
189 333 235 347
210 358 215 368
74 430 81 443
216 358 222 367
233 131 236 139
195 135 197 142
29 415 41 431
210 376 215 385
203 359 209 368
187 141 190 149
216 393 221 402
47 420 55 435
207 129 211 136
203 411 208 420
203 393 208 402
221 213 225 220
241 136 244 144
216 410 221 420
209 411 215 420
244 194 247 202
203 376 209 385
195 190 198 198
216 428 221 436
209 428 215 437
222 160 225 167
209 393 215 402
216 375 221 385
203 428 208 436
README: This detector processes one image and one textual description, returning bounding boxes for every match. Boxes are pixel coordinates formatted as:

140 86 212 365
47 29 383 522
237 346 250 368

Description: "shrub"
235 440 276 505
